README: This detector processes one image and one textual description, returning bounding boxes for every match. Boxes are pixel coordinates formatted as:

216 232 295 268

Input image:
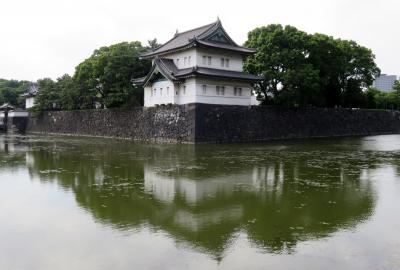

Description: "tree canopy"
74 41 151 109
31 41 153 113
244 24 381 108
0 79 29 107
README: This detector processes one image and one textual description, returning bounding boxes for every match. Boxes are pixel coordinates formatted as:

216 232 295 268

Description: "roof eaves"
175 67 263 81
140 42 196 59
139 21 218 59
196 40 257 54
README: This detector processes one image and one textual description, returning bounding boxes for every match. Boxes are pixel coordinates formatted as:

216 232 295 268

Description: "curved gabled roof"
140 20 256 59
133 58 182 87
132 57 263 86
21 82 39 97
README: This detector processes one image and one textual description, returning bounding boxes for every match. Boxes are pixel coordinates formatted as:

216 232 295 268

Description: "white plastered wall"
162 48 244 72
195 48 244 72
26 97 35 109
194 78 252 106
144 77 253 107
144 80 176 107
163 48 197 69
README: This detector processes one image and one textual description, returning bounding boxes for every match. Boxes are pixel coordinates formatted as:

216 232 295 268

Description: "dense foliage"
244 25 381 107
0 79 29 107
32 41 154 113
364 81 400 110
74 41 151 109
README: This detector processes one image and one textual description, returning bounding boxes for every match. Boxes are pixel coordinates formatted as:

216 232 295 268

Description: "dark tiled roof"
196 40 256 54
133 58 263 86
0 103 15 111
21 83 39 97
131 76 147 84
145 23 215 56
175 67 263 81
140 20 256 58
133 58 180 86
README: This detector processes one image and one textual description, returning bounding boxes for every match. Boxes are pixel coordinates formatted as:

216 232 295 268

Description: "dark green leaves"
244 25 381 108
32 41 153 112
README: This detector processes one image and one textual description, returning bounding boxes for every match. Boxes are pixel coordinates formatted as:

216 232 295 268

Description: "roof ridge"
142 22 216 57
176 21 217 36
157 58 173 74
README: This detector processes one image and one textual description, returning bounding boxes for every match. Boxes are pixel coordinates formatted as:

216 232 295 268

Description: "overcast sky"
1 0 398 81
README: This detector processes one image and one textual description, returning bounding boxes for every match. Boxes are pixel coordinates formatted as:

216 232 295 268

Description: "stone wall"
27 104 400 143
28 105 196 143
194 104 400 143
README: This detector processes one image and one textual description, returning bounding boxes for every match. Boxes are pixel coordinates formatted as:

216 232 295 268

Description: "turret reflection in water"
23 137 376 257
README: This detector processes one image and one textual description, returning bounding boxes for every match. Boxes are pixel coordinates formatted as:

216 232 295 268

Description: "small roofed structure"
21 82 39 109
0 103 29 133
0 103 15 111
133 19 263 107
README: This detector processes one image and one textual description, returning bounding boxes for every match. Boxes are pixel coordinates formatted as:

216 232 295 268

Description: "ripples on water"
0 135 400 270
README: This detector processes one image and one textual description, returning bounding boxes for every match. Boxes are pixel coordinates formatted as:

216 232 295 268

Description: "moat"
1 134 400 269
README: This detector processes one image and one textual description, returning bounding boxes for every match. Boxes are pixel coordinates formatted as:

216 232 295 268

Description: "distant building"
21 83 39 109
133 19 263 107
373 75 398 92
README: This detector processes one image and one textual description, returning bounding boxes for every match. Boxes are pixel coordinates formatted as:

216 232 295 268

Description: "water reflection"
0 136 383 258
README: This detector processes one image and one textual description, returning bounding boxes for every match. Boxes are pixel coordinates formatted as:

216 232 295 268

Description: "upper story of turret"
139 19 257 73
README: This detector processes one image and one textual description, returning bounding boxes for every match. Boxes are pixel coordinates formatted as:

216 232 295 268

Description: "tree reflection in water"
0 135 380 259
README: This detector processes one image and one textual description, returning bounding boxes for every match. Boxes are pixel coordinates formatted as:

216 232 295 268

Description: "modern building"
373 74 398 92
21 82 39 109
133 19 263 107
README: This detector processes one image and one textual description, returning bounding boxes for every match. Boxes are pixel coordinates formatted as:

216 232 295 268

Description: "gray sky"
1 0 398 81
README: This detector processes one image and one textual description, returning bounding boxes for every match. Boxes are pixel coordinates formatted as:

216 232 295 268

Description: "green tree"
147 38 160 50
244 25 321 107
0 79 29 107
33 78 59 113
74 41 151 109
244 25 380 108
57 74 80 110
